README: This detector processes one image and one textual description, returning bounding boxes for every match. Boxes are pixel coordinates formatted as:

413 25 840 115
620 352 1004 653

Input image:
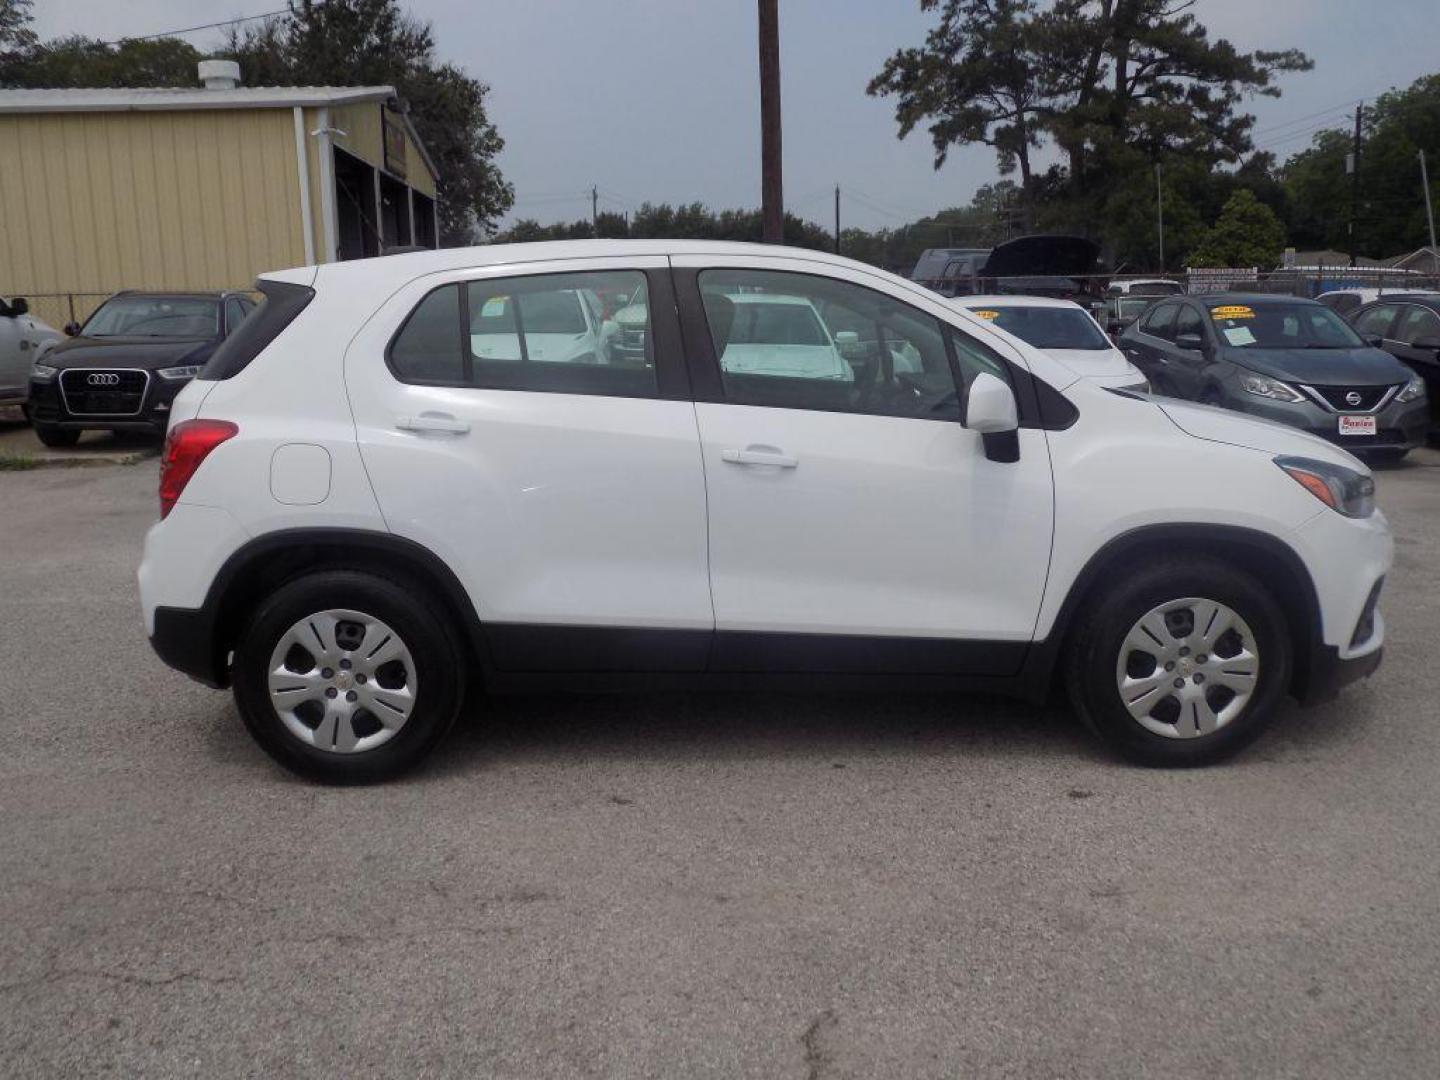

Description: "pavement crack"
800 1008 839 1080
0 968 238 994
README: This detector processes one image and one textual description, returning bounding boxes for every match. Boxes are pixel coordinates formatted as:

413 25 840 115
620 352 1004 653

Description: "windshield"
1208 302 1364 349
729 302 828 346
976 305 1110 350
82 296 219 338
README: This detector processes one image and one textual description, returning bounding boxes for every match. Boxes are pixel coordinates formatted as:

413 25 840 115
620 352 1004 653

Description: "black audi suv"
26 291 254 446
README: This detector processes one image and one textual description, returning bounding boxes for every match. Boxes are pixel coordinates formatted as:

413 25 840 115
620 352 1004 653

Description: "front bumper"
28 371 188 431
1218 387 1429 453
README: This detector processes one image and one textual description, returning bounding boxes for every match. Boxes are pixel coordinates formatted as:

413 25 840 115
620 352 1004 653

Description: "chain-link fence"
12 293 112 332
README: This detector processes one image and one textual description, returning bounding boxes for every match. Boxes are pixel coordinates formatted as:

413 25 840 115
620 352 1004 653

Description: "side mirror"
10 297 27 317
1175 332 1205 352
965 372 1021 463
833 330 859 347
63 321 81 337
1364 333 1385 348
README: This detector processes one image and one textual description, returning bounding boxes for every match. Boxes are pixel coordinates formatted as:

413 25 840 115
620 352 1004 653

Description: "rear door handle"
721 445 798 468
396 413 470 435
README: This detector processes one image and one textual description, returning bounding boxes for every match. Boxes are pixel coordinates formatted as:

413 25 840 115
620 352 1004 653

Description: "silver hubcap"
1115 597 1260 739
267 609 417 754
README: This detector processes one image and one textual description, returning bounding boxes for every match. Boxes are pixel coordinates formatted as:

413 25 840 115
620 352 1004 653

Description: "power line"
101 8 290 46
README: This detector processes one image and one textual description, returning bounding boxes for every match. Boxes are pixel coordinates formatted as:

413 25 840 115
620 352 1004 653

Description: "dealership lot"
2 454 1439 1077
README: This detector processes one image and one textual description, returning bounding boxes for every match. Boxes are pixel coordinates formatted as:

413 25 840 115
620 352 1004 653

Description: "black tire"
1064 556 1292 767
231 569 467 783
33 423 80 448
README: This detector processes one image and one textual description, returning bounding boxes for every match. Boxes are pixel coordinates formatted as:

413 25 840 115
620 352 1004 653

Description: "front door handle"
396 413 470 435
721 445 798 468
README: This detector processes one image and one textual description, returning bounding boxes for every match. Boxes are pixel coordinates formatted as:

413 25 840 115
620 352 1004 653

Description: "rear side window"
200 280 315 380
388 271 657 398
1175 305 1203 339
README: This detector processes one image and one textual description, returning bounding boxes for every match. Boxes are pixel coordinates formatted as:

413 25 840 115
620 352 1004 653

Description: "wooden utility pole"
1155 163 1165 272
1420 150 1438 277
758 0 783 244
1348 104 1362 268
591 185 598 232
834 185 841 254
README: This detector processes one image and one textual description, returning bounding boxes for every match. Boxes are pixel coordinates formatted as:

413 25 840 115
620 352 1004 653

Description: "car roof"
110 290 231 301
1359 293 1440 309
1188 293 1320 308
956 294 1082 310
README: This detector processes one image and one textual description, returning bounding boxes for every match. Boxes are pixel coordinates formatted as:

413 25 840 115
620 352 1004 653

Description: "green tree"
1281 75 1440 258
870 0 1311 262
1187 189 1286 268
869 0 1050 188
0 0 35 56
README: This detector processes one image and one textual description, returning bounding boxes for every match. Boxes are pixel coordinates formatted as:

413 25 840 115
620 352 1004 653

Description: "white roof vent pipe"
198 60 241 90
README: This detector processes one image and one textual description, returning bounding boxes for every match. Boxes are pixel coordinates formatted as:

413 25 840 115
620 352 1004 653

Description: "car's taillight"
159 420 238 519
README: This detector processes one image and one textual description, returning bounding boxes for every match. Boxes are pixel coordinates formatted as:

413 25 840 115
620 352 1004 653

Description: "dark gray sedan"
1119 293 1429 460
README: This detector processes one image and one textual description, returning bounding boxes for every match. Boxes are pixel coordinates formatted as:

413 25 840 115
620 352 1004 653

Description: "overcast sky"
30 0 1440 231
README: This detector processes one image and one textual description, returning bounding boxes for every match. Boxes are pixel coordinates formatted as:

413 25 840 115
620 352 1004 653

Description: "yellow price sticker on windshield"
972 309 1001 321
1211 305 1255 320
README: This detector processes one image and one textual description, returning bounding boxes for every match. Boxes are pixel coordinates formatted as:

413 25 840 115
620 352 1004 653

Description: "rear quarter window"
200 280 315 380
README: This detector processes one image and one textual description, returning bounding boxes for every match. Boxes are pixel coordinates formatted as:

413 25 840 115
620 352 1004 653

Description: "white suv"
138 241 1391 782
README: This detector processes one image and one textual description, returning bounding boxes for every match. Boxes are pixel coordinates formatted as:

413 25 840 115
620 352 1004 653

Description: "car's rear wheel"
33 423 80 448
232 570 466 782
1065 557 1292 766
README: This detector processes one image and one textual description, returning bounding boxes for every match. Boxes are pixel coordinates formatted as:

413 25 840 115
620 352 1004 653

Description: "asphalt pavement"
2 451 1439 1078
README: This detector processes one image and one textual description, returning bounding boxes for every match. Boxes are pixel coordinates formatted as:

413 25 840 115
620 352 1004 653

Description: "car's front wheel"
33 423 80 448
1065 557 1292 766
231 570 467 782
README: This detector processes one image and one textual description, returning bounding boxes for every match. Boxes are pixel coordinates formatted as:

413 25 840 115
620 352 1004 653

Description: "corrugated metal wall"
0 109 307 296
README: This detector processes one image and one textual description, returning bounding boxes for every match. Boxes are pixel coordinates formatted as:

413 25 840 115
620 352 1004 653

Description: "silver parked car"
0 295 63 409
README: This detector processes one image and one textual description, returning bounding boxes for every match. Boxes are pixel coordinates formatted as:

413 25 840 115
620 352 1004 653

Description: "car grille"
1303 384 1395 413
59 369 149 416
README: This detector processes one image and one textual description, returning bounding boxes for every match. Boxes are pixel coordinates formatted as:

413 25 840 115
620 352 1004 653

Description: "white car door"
343 256 713 672
672 255 1055 674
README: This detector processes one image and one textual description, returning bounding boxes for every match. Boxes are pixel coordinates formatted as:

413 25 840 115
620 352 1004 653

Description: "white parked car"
953 295 1149 391
1316 287 1438 319
0 295 63 408
139 241 1390 782
1107 278 1185 297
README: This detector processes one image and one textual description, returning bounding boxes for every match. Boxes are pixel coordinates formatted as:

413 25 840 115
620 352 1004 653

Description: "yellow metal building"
0 61 440 322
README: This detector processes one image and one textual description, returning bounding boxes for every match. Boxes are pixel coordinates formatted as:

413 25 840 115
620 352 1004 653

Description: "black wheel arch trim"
1023 522 1326 702
155 527 493 688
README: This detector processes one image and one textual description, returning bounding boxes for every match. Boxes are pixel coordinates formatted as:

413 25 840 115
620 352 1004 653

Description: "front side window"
976 305 1110 350
1208 301 1363 349
388 270 656 397
83 295 220 339
1141 303 1178 340
1352 304 1399 339
697 269 961 420
1394 305 1440 345
1174 304 1204 340
224 297 250 335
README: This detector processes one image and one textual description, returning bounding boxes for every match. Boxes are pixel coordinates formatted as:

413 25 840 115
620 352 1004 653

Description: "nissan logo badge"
1345 390 1362 407
87 373 121 386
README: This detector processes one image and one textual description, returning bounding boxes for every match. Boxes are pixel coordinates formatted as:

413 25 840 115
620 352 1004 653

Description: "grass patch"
0 453 40 471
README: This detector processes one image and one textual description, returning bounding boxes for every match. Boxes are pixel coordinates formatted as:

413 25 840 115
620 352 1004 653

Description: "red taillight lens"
159 420 238 519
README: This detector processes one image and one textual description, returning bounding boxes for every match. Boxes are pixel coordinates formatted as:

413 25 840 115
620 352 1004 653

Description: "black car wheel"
1065 556 1292 767
232 569 467 783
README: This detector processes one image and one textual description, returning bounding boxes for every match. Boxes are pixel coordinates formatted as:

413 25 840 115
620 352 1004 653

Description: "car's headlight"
1395 376 1426 404
156 365 202 381
1275 456 1375 518
1241 373 1305 402
30 362 57 383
